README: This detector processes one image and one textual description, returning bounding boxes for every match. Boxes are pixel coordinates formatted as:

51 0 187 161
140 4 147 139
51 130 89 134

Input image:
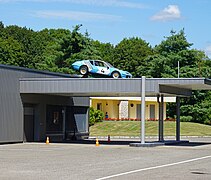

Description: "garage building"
1 63 211 145
0 64 89 143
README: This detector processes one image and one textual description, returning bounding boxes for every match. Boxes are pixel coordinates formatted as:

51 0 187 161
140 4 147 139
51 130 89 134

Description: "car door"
87 60 94 71
94 60 110 75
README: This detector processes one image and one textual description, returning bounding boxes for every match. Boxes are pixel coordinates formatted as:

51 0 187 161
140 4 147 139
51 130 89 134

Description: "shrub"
89 107 104 126
180 116 193 122
204 119 211 125
89 107 95 126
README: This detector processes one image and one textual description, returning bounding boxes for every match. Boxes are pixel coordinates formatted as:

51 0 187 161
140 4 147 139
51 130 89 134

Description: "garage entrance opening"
46 105 88 141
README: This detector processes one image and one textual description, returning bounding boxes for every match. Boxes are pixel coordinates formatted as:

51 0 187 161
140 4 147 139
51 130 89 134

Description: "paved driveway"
0 137 211 180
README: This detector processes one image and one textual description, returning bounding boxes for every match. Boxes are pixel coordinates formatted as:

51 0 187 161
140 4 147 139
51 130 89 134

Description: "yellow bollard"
96 138 99 146
46 137 49 144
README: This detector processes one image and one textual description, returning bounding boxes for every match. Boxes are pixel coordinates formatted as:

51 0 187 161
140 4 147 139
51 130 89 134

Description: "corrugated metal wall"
20 78 142 96
20 78 207 96
0 68 25 143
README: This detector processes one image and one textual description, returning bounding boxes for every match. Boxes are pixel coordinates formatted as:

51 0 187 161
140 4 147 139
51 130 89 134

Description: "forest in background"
0 22 211 125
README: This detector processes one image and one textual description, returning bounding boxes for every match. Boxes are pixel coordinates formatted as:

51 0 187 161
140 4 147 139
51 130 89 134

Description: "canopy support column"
158 94 164 142
176 96 180 141
141 76 146 144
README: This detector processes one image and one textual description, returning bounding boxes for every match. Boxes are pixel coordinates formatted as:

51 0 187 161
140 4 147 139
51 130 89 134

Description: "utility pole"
178 61 180 78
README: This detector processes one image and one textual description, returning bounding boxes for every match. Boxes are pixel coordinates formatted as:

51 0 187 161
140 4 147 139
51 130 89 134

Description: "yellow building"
90 97 176 120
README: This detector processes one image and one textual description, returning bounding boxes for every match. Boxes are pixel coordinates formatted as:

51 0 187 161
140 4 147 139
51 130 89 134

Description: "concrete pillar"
176 96 180 141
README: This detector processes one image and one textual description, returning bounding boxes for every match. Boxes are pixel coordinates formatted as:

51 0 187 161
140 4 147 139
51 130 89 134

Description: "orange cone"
46 137 49 144
96 138 99 146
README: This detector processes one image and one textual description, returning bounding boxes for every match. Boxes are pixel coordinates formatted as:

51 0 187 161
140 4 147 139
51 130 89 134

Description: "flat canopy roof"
20 78 211 97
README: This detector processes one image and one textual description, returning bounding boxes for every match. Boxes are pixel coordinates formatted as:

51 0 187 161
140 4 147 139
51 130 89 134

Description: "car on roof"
72 60 132 78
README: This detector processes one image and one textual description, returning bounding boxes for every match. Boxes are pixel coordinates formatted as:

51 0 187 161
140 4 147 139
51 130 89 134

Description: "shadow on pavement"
64 139 139 146
53 139 211 147
164 141 211 147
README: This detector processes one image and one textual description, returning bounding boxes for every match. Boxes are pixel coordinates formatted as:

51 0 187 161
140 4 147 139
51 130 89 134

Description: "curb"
89 136 211 139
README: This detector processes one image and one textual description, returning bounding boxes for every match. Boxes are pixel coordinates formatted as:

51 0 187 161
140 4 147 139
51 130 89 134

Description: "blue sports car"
72 60 132 78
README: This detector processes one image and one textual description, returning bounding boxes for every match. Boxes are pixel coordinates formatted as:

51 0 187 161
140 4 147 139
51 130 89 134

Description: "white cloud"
0 0 147 9
151 5 181 22
75 0 148 9
33 10 122 22
205 45 211 57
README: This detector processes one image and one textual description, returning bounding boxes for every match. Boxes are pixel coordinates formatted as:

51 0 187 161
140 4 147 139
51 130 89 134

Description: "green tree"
0 36 27 66
151 29 211 124
92 40 115 63
1 25 47 69
49 25 100 73
144 54 177 78
154 29 192 54
0 21 4 29
37 28 73 73
113 37 153 77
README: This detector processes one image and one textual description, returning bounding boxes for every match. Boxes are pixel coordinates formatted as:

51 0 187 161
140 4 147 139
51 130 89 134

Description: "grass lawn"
89 121 211 137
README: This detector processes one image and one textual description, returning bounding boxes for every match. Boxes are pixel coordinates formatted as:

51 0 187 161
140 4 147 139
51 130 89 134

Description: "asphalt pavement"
0 137 211 180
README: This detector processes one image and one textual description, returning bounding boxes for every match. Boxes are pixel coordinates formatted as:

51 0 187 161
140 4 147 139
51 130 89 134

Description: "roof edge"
0 64 80 78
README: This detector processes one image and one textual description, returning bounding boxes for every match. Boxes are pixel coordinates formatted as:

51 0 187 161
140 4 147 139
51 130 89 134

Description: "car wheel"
79 65 88 75
111 71 121 78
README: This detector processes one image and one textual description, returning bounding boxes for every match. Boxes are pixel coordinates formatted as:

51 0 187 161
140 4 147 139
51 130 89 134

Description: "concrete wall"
91 98 167 120
91 99 119 119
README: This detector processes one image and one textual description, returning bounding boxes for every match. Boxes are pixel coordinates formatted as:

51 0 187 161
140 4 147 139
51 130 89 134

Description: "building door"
24 106 34 142
46 105 63 135
136 104 141 119
150 104 155 119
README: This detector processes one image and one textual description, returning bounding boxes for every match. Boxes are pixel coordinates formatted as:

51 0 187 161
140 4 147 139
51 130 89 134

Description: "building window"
150 104 155 119
97 103 102 110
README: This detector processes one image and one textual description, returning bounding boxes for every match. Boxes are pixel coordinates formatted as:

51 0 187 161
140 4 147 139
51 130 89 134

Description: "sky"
1 0 211 57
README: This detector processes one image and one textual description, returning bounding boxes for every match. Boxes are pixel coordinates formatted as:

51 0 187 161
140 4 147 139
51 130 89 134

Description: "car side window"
95 61 105 67
94 61 99 66
99 62 105 67
95 61 102 66
90 61 94 65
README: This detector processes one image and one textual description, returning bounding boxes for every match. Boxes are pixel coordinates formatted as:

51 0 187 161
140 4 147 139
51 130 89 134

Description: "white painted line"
96 155 211 180
0 148 53 152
